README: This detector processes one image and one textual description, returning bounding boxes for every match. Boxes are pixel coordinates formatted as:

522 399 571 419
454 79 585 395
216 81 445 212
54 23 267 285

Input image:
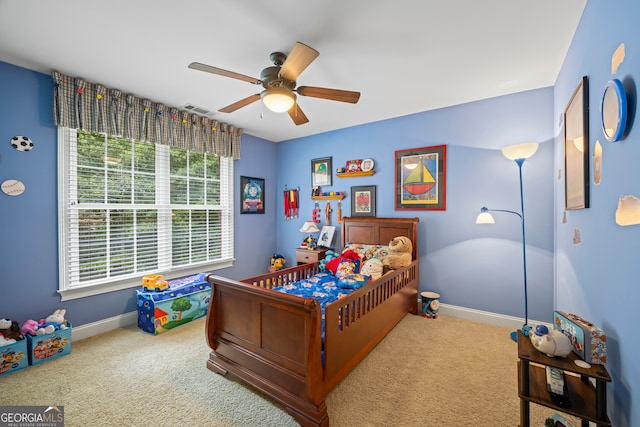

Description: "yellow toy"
269 254 287 273
142 274 169 292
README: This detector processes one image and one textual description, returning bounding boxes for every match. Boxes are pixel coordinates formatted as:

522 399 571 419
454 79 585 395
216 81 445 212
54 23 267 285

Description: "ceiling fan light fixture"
261 87 296 113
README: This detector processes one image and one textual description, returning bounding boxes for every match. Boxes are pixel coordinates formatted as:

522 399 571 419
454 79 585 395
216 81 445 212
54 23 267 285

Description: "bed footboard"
205 264 330 427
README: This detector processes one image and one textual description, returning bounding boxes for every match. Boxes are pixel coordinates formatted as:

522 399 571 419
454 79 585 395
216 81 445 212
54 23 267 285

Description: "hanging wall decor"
2 179 25 196
311 157 332 187
240 176 265 214
394 145 446 210
10 136 34 152
564 76 590 210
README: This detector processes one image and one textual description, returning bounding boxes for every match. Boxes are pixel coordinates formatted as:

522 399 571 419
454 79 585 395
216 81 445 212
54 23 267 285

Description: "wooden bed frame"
205 217 420 426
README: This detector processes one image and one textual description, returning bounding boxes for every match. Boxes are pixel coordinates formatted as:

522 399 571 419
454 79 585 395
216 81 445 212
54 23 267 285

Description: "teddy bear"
0 318 24 342
381 236 413 270
37 309 68 335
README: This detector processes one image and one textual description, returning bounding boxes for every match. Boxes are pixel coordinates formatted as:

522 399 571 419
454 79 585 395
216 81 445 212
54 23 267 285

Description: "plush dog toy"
0 318 24 342
269 254 287 272
530 325 572 358
21 319 43 336
381 236 413 270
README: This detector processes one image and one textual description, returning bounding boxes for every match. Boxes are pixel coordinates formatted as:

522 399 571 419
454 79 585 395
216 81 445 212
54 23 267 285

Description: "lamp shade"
475 211 495 224
299 221 320 233
261 87 296 113
501 142 539 161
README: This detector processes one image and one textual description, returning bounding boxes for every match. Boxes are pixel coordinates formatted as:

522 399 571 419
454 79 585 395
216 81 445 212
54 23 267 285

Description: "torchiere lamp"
476 142 539 342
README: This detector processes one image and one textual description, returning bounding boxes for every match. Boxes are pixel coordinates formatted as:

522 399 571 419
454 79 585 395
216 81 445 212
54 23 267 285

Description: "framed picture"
351 185 376 217
318 225 336 248
240 176 265 214
564 76 590 210
311 157 332 187
394 145 446 210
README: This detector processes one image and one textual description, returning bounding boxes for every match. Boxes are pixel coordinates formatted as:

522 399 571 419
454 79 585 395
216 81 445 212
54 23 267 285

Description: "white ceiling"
0 0 586 143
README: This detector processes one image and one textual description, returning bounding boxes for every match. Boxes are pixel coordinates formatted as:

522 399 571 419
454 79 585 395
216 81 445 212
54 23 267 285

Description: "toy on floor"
37 309 68 335
269 254 287 272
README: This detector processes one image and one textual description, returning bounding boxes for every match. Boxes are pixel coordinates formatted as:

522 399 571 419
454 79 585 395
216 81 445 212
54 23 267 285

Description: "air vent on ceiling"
180 103 215 117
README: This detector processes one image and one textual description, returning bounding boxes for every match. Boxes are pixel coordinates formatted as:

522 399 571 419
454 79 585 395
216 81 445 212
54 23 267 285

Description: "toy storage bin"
137 273 211 335
27 323 72 366
0 338 28 376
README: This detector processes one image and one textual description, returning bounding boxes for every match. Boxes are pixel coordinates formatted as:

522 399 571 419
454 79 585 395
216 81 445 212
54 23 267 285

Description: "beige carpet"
2 314 579 426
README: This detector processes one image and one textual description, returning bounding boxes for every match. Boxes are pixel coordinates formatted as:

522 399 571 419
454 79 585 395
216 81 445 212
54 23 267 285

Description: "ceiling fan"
188 42 360 125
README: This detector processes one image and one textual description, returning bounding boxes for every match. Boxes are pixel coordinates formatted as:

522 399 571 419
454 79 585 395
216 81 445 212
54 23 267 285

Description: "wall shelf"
311 195 345 201
336 170 375 178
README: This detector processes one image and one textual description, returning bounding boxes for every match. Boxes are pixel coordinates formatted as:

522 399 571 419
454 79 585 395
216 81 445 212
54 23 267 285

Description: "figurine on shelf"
312 186 320 197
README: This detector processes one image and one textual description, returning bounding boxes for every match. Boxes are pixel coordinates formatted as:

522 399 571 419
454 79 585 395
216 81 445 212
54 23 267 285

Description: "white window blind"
58 128 234 301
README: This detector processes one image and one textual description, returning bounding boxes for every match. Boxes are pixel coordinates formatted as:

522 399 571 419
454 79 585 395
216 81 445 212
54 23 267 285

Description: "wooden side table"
295 247 330 265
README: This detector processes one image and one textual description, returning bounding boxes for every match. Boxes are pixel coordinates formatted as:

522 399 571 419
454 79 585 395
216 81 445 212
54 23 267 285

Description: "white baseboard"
71 304 550 342
438 303 551 331
72 311 138 341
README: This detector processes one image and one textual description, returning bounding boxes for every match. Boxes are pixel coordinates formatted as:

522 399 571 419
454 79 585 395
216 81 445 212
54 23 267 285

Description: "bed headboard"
341 217 419 260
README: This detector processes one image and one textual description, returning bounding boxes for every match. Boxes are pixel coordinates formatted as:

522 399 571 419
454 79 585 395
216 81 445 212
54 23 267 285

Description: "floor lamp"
476 142 539 342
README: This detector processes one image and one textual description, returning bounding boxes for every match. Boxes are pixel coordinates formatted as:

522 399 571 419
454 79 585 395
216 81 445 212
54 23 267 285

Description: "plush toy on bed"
381 236 413 270
318 250 339 272
325 249 361 278
360 258 384 280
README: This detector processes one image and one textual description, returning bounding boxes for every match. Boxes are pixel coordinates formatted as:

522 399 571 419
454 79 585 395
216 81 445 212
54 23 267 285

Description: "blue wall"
275 88 555 323
0 61 278 326
554 0 639 424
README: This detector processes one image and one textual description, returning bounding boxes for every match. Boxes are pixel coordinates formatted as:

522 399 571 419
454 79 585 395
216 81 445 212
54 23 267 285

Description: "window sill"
58 259 233 301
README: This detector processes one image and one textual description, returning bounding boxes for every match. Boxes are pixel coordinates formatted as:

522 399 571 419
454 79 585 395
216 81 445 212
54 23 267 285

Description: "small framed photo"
311 157 332 186
318 225 336 248
240 176 265 214
345 159 363 173
351 185 376 217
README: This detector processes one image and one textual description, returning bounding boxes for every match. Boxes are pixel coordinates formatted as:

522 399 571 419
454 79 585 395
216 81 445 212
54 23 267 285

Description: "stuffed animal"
0 318 24 342
37 309 68 335
269 254 287 272
21 319 43 336
530 325 572 358
381 236 413 270
0 333 17 346
318 250 339 272
360 258 384 281
325 249 361 276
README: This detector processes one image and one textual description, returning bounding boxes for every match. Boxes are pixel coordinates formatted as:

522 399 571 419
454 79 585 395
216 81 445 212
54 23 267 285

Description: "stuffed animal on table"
0 318 24 342
530 325 572 358
381 236 413 270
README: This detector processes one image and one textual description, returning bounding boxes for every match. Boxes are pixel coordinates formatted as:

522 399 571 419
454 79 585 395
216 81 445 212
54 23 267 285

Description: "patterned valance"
51 71 242 159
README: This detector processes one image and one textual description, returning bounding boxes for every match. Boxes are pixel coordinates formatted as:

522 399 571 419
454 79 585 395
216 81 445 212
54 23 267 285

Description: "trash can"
421 291 440 318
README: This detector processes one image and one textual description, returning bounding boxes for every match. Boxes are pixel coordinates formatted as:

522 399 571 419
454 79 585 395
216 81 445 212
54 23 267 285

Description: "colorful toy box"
0 338 28 376
553 311 606 365
137 273 211 335
27 323 72 366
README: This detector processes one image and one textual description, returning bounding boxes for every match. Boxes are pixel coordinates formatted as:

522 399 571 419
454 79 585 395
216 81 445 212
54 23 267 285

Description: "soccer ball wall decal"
10 135 34 152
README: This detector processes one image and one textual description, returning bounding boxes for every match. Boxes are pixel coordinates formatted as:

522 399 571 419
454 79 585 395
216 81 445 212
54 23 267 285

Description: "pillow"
343 243 390 261
335 259 361 279
337 274 371 290
360 258 383 281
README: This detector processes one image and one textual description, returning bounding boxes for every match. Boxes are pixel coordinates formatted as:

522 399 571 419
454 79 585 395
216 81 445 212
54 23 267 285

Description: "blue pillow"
337 274 370 290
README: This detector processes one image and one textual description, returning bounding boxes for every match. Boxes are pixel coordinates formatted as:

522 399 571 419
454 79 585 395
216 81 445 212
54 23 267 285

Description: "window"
58 128 233 301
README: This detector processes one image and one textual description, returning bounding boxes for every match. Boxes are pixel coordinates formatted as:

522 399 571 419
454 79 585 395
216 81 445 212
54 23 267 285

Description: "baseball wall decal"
2 179 26 196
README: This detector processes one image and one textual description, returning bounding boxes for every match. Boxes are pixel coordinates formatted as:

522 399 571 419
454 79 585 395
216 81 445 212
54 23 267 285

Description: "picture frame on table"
351 185 376 217
240 176 265 214
311 157 332 187
564 76 590 210
394 145 446 210
318 225 336 248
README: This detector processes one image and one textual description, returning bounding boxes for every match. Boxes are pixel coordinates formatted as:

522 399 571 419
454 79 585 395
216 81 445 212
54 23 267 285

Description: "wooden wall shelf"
311 195 345 200
336 170 375 178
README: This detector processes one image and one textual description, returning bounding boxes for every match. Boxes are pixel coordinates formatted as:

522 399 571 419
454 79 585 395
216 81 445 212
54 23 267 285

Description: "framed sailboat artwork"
394 145 446 210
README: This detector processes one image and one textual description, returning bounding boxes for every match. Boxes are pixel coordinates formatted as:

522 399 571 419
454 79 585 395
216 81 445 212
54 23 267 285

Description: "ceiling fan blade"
288 103 309 126
279 42 319 82
296 86 360 104
219 94 261 113
188 62 261 85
